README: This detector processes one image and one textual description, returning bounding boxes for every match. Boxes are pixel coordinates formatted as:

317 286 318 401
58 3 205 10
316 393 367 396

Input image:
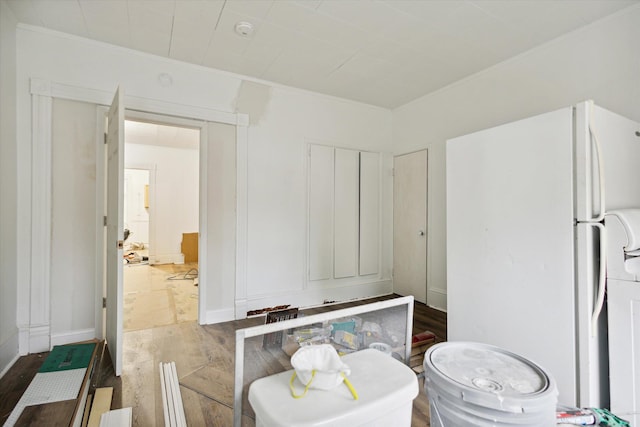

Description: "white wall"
50 98 98 338
243 84 394 310
392 5 640 311
14 24 393 345
123 169 150 245
125 143 199 264
0 0 19 376
205 121 237 318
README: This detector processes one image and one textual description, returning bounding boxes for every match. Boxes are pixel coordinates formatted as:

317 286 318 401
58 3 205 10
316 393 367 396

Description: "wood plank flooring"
15 400 77 426
0 295 446 426
0 353 49 425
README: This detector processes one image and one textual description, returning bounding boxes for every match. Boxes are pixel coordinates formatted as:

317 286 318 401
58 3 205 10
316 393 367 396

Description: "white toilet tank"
248 348 418 427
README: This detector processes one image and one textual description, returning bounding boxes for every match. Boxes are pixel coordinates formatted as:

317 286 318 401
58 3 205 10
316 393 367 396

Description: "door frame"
21 79 248 356
97 108 216 331
122 110 206 324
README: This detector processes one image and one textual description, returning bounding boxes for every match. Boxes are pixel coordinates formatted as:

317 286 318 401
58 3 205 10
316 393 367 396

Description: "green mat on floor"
38 342 96 373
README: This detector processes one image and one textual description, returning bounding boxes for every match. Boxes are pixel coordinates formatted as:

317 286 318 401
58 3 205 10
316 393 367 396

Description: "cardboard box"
181 233 198 263
410 331 437 374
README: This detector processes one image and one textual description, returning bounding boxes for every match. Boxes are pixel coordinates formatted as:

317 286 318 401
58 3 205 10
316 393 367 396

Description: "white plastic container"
249 348 418 426
424 342 558 427
368 342 392 356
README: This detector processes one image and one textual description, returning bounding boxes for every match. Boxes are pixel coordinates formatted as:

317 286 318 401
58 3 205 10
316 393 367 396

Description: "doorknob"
418 230 425 236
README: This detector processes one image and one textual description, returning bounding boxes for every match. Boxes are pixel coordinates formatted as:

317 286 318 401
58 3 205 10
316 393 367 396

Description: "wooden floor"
0 295 446 426
123 262 199 332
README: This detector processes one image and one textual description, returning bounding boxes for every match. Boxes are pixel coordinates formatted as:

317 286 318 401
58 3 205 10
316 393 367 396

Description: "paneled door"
393 150 427 303
106 87 124 376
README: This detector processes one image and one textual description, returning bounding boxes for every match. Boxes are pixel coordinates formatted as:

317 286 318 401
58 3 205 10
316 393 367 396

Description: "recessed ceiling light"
234 21 254 38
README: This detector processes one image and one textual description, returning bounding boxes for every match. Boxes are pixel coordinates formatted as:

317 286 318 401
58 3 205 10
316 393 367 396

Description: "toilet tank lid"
248 349 418 427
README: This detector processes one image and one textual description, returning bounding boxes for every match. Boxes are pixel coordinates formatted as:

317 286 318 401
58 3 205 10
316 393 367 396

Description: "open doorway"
97 89 241 376
122 119 200 332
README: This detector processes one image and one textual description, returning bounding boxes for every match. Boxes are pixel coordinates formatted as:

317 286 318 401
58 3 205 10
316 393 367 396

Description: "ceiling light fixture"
234 21 254 38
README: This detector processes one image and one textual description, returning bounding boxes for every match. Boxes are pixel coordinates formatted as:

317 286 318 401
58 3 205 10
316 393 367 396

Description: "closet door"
334 149 359 278
394 150 427 303
308 145 334 280
359 152 380 275
308 144 382 283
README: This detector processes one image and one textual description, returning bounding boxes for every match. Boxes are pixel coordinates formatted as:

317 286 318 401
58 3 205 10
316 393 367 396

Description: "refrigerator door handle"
588 101 606 222
590 222 607 337
586 101 607 337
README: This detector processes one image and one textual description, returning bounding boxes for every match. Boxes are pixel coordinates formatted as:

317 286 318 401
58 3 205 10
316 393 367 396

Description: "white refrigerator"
446 101 640 408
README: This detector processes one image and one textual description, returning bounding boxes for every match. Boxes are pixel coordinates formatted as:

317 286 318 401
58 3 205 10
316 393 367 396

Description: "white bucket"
424 342 558 427
369 342 392 355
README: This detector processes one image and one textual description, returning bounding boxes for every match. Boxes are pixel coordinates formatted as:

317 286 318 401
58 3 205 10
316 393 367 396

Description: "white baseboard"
149 253 184 265
234 299 248 320
214 281 394 323
19 325 29 356
203 308 235 324
51 328 96 347
427 288 447 312
28 324 51 353
0 332 19 379
242 280 393 317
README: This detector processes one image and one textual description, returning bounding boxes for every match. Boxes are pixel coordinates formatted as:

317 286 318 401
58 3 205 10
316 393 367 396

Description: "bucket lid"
424 342 557 413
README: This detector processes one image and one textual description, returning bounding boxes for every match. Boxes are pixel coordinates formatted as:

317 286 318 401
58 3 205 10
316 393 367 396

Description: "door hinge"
103 216 107 226
102 297 107 308
104 133 107 144
391 167 394 177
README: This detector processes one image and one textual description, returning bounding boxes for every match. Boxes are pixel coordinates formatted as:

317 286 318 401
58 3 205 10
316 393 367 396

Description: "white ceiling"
6 0 639 109
125 120 200 149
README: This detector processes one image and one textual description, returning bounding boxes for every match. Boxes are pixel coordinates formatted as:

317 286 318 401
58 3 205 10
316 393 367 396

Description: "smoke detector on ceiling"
157 72 173 87
234 21 254 38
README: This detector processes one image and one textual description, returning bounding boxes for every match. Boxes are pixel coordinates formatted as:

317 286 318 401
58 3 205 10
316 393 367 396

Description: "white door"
106 87 124 376
393 150 427 303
